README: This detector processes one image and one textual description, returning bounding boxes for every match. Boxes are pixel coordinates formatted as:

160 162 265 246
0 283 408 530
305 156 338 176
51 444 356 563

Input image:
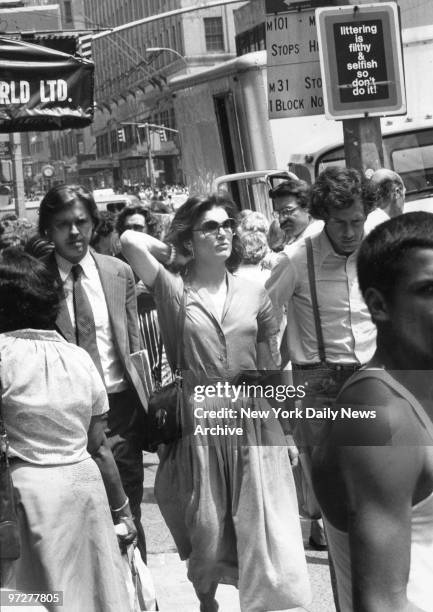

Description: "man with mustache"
38 184 148 561
269 177 323 248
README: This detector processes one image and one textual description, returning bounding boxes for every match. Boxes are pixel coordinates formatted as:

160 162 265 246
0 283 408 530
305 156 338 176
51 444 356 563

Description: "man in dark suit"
38 184 147 560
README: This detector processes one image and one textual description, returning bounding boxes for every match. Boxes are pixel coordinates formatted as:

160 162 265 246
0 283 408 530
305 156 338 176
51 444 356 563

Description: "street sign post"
316 2 406 120
266 8 323 118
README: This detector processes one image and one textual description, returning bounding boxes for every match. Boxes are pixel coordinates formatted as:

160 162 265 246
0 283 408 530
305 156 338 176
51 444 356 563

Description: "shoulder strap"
340 369 433 443
305 237 326 364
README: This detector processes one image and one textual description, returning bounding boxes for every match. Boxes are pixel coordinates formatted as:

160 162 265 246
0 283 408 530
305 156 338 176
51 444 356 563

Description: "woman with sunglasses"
121 194 310 612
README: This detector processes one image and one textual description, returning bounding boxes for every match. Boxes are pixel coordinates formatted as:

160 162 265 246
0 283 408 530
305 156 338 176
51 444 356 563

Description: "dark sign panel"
265 0 291 13
334 19 389 103
0 37 94 132
316 3 406 120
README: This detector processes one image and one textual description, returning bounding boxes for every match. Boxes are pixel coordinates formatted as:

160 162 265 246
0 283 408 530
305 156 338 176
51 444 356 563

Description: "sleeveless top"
324 369 433 612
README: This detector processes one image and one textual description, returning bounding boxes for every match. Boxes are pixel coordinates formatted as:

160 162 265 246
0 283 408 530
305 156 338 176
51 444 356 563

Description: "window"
204 17 224 52
64 0 73 25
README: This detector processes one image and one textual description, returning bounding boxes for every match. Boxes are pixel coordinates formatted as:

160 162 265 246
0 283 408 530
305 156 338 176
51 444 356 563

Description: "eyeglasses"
192 218 236 236
52 218 91 232
125 224 146 232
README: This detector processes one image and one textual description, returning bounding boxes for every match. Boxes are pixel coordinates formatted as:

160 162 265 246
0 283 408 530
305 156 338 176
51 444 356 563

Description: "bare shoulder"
334 374 417 446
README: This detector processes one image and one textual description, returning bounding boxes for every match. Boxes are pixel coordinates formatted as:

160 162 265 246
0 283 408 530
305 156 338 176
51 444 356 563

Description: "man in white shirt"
265 167 377 550
266 167 376 367
38 184 148 560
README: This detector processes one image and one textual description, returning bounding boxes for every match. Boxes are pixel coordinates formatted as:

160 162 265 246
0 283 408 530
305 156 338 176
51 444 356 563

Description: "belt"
292 362 363 372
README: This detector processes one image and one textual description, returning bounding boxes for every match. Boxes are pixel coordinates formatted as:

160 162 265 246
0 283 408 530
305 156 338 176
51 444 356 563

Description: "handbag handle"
152 289 187 388
305 237 326 365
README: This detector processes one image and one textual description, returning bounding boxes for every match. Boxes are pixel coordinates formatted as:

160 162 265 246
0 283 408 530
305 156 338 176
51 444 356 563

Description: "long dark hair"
0 248 61 332
165 193 243 272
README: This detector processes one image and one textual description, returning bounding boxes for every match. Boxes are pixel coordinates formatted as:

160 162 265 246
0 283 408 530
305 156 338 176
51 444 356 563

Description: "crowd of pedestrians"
0 166 432 612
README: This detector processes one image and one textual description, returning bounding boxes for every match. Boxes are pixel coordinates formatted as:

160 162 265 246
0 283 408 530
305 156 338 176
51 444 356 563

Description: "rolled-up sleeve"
265 253 297 328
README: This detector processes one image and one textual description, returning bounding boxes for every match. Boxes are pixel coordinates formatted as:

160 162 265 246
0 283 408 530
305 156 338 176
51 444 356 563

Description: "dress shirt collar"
316 227 361 266
55 249 96 282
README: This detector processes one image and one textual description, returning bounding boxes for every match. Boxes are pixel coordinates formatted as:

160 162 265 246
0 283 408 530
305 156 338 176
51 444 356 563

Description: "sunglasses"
106 202 127 213
192 218 236 236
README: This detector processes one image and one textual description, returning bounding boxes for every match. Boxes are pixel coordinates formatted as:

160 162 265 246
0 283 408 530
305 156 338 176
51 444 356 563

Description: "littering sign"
316 2 406 120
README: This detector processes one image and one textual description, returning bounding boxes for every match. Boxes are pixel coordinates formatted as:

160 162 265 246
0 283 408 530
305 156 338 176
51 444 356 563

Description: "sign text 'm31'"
316 3 406 120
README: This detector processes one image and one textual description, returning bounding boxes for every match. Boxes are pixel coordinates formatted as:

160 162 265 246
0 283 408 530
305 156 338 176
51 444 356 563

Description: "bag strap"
305 237 326 364
152 336 164 386
175 289 187 373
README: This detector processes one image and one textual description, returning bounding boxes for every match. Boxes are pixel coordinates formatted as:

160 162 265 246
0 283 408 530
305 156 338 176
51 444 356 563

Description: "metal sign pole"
9 133 26 218
145 123 155 189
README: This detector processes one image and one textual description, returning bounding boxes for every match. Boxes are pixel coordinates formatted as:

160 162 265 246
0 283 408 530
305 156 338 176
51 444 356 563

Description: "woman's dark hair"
38 184 100 235
0 248 61 332
165 193 243 272
310 166 375 220
24 233 55 259
357 211 433 302
269 177 310 210
115 205 160 238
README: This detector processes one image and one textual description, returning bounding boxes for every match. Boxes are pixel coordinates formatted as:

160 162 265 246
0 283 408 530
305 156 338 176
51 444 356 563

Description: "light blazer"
43 250 147 410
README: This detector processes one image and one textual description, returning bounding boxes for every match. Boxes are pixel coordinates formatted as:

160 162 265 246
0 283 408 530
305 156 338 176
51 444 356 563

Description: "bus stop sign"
316 2 406 120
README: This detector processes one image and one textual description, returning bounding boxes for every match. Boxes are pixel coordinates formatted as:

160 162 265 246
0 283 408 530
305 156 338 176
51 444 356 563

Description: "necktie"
71 264 105 382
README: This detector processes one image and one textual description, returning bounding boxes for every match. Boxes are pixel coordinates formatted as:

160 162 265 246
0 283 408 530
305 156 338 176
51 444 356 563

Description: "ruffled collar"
0 329 66 342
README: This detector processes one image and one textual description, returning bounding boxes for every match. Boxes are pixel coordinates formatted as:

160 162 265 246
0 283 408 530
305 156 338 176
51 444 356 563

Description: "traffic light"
117 127 126 143
159 127 167 142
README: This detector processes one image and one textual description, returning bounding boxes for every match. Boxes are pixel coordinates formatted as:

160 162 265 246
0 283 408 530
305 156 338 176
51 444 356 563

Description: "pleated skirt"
6 458 130 612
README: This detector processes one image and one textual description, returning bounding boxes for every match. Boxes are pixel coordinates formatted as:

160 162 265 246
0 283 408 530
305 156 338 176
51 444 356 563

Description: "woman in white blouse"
0 248 135 611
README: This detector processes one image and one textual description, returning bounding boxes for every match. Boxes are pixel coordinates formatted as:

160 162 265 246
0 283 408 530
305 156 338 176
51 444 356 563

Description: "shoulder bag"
145 290 187 452
0 356 21 561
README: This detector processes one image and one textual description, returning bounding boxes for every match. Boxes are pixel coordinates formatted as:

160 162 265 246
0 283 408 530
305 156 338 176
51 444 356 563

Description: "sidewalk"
141 454 335 612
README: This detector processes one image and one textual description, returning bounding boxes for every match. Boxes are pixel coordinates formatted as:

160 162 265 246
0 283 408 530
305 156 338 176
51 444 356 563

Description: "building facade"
82 0 243 189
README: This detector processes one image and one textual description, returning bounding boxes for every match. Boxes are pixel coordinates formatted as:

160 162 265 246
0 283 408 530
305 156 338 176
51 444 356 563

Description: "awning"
0 36 94 132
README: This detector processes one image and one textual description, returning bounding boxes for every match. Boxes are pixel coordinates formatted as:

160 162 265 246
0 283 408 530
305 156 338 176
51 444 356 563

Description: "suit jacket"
43 250 148 410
